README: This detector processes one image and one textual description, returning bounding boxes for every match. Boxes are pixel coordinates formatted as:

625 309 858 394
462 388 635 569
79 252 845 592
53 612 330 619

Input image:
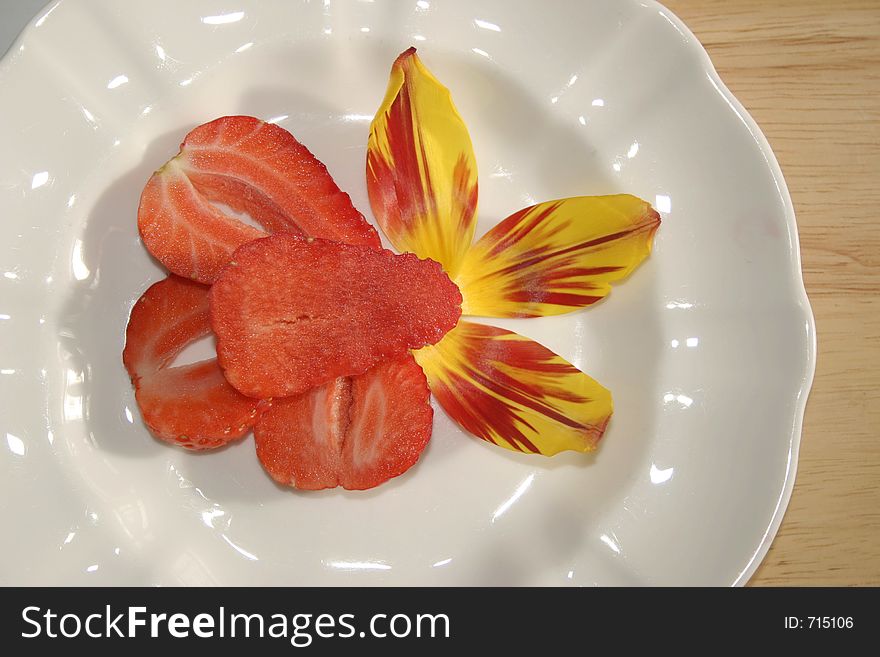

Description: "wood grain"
664 0 880 585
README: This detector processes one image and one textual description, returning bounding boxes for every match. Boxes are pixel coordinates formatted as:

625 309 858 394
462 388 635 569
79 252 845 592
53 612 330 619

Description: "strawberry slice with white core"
137 115 381 283
254 355 432 490
123 275 263 449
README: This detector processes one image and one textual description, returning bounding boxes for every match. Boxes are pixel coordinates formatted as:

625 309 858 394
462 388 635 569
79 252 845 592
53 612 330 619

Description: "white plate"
0 0 815 585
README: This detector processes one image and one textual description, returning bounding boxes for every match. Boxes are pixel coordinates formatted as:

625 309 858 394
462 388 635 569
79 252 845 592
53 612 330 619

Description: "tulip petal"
414 320 612 455
367 47 479 277
456 195 660 317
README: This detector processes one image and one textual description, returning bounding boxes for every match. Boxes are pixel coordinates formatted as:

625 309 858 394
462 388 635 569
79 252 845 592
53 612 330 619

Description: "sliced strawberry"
123 275 263 449
123 274 211 376
138 115 381 283
136 361 263 449
209 234 462 399
254 377 350 490
254 355 432 490
137 161 266 284
341 356 433 489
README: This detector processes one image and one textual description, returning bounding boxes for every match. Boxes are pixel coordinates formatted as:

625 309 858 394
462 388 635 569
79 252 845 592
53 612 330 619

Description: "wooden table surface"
663 0 880 585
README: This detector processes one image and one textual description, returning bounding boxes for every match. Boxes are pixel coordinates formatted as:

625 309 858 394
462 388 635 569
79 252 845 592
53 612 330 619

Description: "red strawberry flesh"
254 377 350 490
137 115 380 283
123 275 262 449
137 161 265 284
209 234 462 399
255 355 432 490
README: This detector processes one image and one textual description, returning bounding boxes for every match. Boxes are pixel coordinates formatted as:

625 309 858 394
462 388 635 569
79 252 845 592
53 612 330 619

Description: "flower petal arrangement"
123 47 659 490
367 48 660 456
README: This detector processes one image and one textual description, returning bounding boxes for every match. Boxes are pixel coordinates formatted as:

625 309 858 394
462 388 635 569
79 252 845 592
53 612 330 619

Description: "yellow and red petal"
414 320 612 455
366 47 478 277
456 195 660 318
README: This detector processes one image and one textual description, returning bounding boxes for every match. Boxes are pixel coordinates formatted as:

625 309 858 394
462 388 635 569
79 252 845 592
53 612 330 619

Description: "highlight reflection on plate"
0 0 814 585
